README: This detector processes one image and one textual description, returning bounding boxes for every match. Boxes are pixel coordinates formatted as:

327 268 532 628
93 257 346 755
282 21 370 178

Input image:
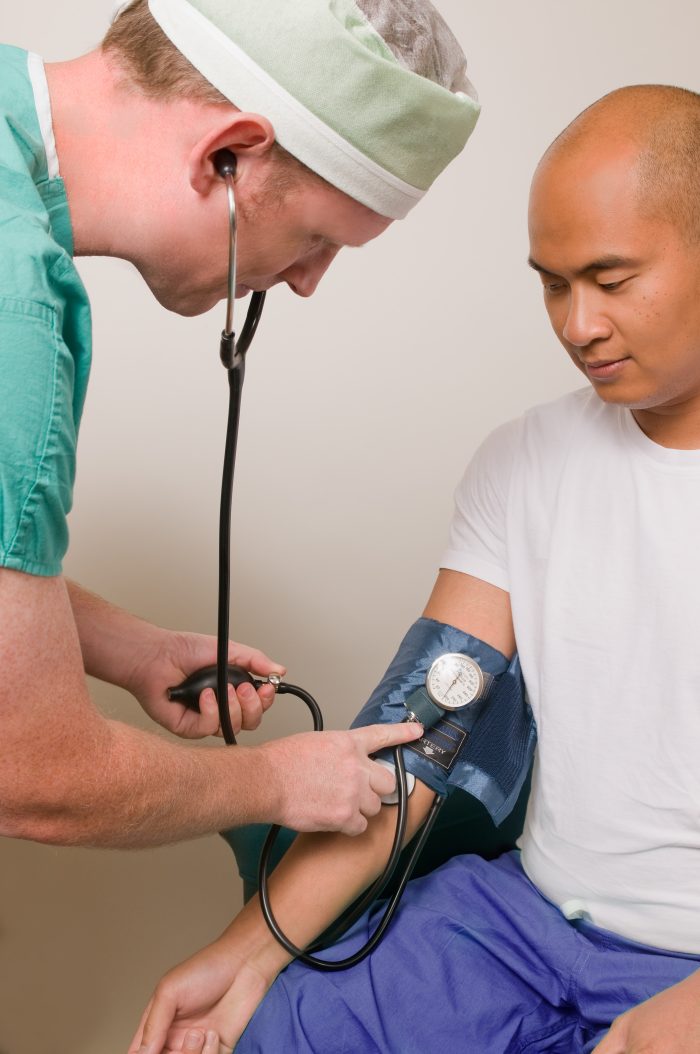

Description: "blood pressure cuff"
351 617 536 825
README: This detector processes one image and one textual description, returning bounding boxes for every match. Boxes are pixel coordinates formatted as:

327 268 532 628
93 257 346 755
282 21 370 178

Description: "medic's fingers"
227 641 286 679
199 687 243 737
198 689 226 737
359 781 385 821
202 682 276 738
368 759 399 798
351 721 424 757
257 680 278 712
236 681 264 731
341 813 369 836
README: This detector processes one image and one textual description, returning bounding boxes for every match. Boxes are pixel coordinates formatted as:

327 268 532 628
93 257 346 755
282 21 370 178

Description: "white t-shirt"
441 387 700 954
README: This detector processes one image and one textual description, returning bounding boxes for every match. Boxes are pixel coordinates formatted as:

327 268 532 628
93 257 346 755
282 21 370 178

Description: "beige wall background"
1 3 699 1052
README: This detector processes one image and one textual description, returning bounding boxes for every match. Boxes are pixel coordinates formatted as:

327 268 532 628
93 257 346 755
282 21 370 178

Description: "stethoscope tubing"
212 160 440 971
258 749 446 971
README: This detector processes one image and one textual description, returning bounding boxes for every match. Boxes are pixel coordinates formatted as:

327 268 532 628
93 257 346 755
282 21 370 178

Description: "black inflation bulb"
168 664 256 712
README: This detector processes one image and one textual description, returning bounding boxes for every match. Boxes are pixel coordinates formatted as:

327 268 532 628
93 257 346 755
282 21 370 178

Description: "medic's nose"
284 245 341 298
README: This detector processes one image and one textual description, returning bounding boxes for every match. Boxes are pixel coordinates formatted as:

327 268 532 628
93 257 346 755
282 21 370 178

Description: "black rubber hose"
217 363 245 746
257 747 445 971
215 292 266 744
210 287 439 969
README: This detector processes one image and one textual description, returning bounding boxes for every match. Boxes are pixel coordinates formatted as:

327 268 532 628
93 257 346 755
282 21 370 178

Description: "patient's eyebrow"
527 253 639 276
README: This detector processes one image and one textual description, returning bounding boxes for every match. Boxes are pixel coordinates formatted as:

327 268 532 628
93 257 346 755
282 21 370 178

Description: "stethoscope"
168 150 446 970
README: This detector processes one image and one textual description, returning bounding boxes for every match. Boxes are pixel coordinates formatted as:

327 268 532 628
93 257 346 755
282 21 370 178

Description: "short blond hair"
103 0 228 103
103 0 315 202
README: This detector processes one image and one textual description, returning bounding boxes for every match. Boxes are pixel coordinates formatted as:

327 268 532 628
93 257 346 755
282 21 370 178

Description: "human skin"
0 569 423 846
45 50 392 315
529 131 700 451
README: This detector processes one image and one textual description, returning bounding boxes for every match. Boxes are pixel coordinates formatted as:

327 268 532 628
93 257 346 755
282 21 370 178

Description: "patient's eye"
542 277 566 294
597 269 636 291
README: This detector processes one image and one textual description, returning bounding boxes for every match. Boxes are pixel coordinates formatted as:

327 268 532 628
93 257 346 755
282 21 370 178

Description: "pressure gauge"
425 653 485 711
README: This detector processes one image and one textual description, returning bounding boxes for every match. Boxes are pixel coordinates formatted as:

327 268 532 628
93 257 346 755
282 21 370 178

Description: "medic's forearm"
219 782 436 980
1 718 280 848
66 579 163 690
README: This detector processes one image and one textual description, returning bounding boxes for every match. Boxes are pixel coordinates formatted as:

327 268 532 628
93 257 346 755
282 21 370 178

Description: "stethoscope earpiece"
214 148 237 180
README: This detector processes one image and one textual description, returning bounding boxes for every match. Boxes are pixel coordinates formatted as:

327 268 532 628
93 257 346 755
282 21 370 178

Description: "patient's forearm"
224 780 436 980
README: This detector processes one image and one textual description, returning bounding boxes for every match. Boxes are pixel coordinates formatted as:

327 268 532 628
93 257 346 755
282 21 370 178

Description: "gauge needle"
445 675 459 697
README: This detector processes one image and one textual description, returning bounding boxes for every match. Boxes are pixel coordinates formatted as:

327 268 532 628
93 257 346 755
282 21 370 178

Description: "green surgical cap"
148 0 480 218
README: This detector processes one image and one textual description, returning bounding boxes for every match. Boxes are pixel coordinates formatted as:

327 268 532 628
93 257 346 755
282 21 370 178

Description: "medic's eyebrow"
527 254 639 276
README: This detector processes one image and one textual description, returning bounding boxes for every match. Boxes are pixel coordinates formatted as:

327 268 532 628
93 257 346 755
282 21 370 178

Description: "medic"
0 5 476 853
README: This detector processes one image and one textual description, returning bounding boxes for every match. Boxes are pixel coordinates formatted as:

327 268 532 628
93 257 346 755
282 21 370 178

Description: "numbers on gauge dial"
426 653 484 711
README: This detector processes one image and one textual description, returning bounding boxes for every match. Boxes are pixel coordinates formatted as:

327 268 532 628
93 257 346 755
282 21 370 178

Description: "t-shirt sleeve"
440 417 522 593
0 295 77 576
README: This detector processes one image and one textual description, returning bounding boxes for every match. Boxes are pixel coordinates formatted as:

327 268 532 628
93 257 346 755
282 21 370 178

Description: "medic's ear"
189 114 275 195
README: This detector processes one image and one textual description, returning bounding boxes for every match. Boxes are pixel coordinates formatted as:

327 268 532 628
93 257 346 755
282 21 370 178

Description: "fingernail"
238 683 254 699
204 1033 219 1052
185 1031 204 1050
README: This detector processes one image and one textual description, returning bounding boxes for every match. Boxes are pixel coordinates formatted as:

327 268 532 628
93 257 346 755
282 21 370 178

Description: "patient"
131 85 700 1054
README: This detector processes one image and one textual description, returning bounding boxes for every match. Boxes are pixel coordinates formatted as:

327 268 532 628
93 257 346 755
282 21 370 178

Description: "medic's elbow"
0 803 80 846
0 782 97 846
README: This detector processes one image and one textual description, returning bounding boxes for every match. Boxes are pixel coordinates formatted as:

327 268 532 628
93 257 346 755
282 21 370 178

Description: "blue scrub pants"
237 851 700 1054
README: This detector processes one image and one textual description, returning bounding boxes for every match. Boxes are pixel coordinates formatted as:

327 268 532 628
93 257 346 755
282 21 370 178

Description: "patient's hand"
128 932 276 1054
129 889 295 1054
592 969 700 1053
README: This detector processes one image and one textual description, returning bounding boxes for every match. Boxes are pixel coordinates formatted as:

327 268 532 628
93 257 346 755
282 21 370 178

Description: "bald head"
528 85 700 434
538 84 700 244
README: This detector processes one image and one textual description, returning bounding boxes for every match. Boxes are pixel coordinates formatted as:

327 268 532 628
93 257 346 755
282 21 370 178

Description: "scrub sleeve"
0 45 92 576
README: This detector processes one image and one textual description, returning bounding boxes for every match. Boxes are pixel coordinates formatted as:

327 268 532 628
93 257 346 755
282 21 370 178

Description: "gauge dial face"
426 653 484 711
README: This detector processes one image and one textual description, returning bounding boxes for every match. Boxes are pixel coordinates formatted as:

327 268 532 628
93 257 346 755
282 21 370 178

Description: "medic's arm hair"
0 569 279 845
217 569 516 983
0 570 416 847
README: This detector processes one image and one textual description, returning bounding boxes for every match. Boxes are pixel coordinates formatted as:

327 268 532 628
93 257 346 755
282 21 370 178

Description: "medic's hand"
127 937 263 1054
259 721 424 835
126 628 285 740
592 969 700 1053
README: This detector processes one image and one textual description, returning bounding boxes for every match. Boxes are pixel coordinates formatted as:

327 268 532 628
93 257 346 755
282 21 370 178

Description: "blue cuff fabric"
352 618 536 824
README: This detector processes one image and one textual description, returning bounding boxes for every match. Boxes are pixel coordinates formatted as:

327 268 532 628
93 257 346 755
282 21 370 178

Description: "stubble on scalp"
538 84 700 246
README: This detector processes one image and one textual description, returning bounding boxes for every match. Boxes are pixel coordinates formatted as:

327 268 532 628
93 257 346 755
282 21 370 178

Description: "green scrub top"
0 44 91 576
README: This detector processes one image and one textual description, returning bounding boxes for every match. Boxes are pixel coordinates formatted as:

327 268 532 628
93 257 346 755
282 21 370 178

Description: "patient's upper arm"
423 569 515 659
